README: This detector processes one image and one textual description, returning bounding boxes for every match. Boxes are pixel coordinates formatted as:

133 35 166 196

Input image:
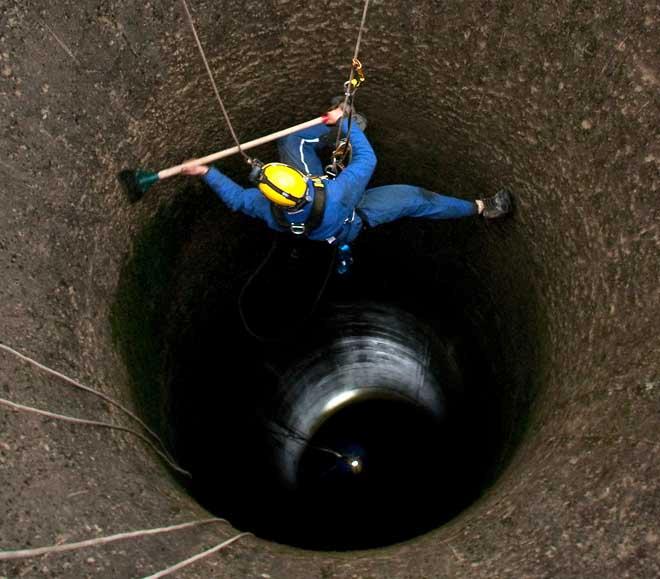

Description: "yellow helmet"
258 163 309 208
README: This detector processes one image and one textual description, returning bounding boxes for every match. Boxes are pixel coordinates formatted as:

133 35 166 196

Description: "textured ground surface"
1 0 658 577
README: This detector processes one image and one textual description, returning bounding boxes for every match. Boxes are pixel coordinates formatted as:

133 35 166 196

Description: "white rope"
0 342 176 463
352 0 371 62
333 0 372 168
180 0 249 162
0 518 226 561
0 397 190 477
141 532 252 579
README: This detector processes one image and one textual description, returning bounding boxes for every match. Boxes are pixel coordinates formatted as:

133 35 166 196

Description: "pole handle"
158 115 328 180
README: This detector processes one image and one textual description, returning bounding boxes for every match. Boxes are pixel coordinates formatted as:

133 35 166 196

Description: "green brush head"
117 169 159 203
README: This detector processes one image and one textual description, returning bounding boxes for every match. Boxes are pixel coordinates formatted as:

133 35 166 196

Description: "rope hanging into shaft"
180 0 251 164
351 0 371 65
0 342 176 464
332 0 371 172
0 396 190 476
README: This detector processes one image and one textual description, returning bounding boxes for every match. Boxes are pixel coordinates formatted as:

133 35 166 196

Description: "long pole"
157 115 328 180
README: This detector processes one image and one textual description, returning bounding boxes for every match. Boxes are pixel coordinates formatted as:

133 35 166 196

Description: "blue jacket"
202 118 377 243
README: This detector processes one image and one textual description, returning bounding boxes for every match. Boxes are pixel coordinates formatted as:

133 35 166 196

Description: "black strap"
271 178 326 236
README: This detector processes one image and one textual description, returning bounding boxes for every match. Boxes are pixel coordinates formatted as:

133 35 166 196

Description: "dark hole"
111 169 532 550
294 398 475 550
151 223 509 550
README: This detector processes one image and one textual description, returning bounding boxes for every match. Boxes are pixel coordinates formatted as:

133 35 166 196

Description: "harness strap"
271 178 326 236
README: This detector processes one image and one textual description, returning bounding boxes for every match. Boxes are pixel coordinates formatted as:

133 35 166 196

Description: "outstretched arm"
182 164 268 219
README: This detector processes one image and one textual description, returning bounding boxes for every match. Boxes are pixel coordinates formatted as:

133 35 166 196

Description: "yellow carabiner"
345 58 366 92
352 58 365 87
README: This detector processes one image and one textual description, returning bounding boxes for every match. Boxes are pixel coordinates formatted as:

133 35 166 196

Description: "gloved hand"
325 107 345 125
180 163 209 176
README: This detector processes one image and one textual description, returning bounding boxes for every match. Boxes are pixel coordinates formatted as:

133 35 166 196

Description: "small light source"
348 458 362 473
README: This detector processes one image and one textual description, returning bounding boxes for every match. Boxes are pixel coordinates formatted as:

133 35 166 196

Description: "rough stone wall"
1 0 658 577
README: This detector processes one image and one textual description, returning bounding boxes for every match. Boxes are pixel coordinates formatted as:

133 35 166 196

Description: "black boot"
481 189 513 219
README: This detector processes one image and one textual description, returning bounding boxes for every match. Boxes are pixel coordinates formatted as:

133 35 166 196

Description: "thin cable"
0 397 190 477
238 237 280 342
238 238 338 343
0 519 226 561
141 532 251 579
0 343 176 463
263 421 345 460
180 0 250 163
333 0 371 165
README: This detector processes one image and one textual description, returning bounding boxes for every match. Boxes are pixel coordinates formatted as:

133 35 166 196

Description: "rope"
351 0 371 62
0 518 226 561
237 236 338 343
141 532 252 579
180 0 251 164
0 343 176 464
238 236 281 342
0 397 190 477
332 0 371 169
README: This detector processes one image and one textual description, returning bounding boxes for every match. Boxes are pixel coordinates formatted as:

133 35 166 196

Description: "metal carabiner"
290 223 306 235
343 58 366 95
352 58 365 87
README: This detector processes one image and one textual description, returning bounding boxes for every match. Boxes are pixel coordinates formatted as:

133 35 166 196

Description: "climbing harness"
327 58 367 177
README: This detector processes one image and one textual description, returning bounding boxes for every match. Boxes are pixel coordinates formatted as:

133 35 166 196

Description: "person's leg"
277 123 330 176
357 184 478 228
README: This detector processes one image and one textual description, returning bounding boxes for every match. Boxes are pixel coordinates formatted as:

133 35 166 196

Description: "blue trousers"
277 127 477 242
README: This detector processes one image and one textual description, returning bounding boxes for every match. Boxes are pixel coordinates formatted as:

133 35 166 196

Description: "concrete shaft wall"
1 0 658 577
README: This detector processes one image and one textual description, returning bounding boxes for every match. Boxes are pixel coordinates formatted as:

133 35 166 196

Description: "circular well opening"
111 198 531 550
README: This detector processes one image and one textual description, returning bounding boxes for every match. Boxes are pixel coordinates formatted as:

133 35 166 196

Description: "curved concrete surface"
1 1 658 577
270 304 450 490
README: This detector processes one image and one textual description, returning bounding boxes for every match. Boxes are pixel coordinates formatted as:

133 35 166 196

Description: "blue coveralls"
203 118 477 244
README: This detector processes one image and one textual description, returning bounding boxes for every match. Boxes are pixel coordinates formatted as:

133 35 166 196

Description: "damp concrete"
1 0 659 577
